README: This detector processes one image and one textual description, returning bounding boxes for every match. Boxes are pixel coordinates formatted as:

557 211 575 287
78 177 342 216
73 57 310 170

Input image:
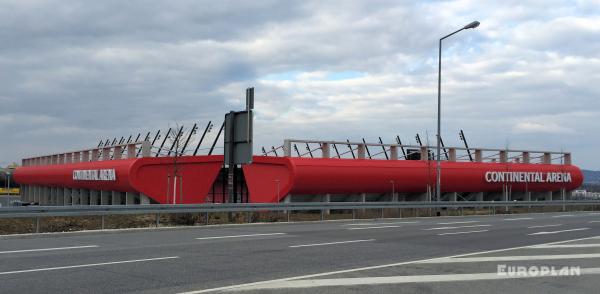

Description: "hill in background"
583 170 600 184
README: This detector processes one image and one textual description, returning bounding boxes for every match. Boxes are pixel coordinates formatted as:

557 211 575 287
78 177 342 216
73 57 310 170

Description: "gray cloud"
1 0 599 170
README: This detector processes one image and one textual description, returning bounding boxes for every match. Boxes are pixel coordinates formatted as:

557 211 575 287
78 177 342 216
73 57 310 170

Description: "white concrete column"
499 151 507 163
390 146 398 160
59 187 65 205
112 191 123 205
140 194 151 205
127 144 136 158
64 188 72 205
126 192 137 205
448 148 456 162
448 192 457 202
475 150 482 162
321 143 330 158
80 189 90 205
71 189 80 205
91 149 99 161
420 147 428 160
141 141 151 157
475 192 484 201
543 153 551 164
357 144 366 159
102 148 111 160
82 151 89 162
113 146 122 160
101 191 111 205
90 190 99 205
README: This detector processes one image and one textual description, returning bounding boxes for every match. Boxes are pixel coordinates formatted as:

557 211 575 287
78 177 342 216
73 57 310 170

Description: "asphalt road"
1 211 600 293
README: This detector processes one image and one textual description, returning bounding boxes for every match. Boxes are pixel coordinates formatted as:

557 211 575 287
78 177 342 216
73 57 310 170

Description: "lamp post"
436 20 480 202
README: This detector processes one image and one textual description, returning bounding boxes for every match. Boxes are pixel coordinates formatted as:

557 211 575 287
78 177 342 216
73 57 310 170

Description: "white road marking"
503 217 533 221
178 235 600 294
346 225 400 230
0 256 179 275
590 221 600 223
532 244 600 249
0 245 98 254
528 228 589 236
419 253 600 264
552 215 575 218
424 224 491 231
231 268 600 290
436 221 480 225
289 239 375 248
527 224 562 229
195 233 286 240
437 230 489 236
344 221 418 226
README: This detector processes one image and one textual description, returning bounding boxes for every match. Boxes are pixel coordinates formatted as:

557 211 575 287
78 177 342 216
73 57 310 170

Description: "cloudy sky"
1 0 599 169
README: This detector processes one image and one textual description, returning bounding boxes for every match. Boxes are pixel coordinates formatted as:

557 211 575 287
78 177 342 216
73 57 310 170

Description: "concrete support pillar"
34 186 39 204
64 188 72 205
543 152 551 164
91 149 99 161
448 192 457 202
499 151 507 163
547 191 553 201
113 146 122 160
357 144 366 159
283 139 292 157
127 144 136 158
321 143 330 158
420 147 428 160
102 148 111 160
101 191 111 205
112 191 123 205
390 146 398 160
140 194 151 205
126 192 137 205
448 148 456 162
475 149 482 162
82 151 89 162
58 187 65 205
524 191 531 201
475 192 484 201
71 189 80 205
360 193 366 202
44 187 52 205
80 189 90 205
90 190 99 205
141 141 152 157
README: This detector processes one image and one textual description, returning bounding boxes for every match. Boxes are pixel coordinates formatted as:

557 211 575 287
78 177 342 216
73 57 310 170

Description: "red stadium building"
14 138 583 205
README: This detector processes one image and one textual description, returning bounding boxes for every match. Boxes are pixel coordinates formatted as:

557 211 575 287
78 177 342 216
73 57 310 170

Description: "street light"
436 21 480 202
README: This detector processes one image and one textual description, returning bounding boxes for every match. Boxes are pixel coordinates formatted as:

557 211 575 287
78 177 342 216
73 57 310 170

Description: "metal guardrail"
1 201 599 218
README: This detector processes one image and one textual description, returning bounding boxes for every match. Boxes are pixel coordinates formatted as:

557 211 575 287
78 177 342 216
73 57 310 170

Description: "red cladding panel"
243 157 583 202
14 156 224 204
